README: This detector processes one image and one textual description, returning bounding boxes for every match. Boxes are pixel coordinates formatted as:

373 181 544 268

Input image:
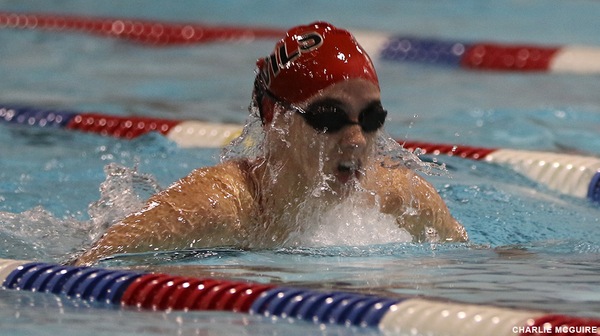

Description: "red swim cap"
254 21 379 123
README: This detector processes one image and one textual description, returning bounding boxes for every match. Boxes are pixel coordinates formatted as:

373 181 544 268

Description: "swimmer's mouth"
336 160 363 182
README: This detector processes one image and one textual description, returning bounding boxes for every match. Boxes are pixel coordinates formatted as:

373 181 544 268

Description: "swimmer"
74 22 467 266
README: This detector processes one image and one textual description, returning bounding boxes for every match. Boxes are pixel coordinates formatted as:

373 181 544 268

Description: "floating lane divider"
0 104 242 148
366 34 600 74
2 104 599 203
1 259 599 335
0 11 283 45
2 12 600 74
401 141 600 203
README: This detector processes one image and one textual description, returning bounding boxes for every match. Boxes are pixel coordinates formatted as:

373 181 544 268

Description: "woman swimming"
74 21 467 266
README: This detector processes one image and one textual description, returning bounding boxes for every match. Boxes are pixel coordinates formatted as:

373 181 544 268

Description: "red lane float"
67 113 180 139
0 11 283 45
2 12 600 73
400 140 497 160
520 314 600 336
460 43 561 71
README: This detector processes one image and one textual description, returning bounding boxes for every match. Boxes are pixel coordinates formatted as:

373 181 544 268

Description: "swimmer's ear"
252 75 275 125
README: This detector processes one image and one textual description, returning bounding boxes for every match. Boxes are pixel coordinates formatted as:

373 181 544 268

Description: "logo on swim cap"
258 31 324 88
254 21 379 122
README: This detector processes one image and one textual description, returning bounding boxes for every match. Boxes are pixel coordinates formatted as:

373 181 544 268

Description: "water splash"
0 207 90 262
376 133 449 176
220 95 273 163
220 114 265 162
0 162 163 262
284 191 413 246
87 162 161 241
311 138 337 198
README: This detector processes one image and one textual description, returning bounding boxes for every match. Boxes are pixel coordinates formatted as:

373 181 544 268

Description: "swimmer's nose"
339 124 367 151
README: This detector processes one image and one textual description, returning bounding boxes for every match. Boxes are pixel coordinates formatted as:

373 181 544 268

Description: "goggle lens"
300 102 387 133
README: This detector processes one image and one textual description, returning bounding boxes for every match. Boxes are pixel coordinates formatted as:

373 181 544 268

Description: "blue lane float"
0 105 75 128
1 259 599 335
2 261 142 304
379 36 468 67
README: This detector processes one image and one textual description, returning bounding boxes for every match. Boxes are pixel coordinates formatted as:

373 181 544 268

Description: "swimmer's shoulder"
370 160 444 212
162 159 259 210
144 159 259 233
373 159 468 242
185 159 255 186
370 160 422 193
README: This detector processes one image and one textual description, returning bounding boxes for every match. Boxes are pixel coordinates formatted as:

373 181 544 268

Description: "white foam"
285 192 412 247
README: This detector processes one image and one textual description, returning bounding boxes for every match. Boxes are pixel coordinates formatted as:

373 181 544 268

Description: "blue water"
1 0 600 335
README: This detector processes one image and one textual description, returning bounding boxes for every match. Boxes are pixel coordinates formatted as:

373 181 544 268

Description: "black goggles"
264 90 387 133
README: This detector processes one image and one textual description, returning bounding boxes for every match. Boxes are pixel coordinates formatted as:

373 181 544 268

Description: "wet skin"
74 79 467 266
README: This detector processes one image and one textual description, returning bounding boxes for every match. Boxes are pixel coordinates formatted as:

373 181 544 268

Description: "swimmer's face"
282 79 384 191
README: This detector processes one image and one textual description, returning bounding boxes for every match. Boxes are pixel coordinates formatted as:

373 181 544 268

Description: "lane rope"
369 35 600 74
2 12 600 74
0 11 283 45
2 104 599 203
1 259 598 335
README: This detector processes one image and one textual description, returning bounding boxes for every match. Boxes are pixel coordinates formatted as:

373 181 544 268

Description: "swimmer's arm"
73 199 195 266
380 167 467 243
403 179 467 243
74 163 249 266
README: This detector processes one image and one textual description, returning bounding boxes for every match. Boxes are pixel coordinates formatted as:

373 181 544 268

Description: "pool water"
1 0 600 335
